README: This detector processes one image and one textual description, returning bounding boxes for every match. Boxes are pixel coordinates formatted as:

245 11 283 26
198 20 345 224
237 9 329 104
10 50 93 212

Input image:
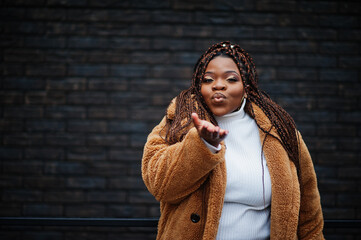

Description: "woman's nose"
212 80 226 90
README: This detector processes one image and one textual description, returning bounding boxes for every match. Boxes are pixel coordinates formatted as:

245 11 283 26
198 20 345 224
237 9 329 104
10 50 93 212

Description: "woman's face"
200 56 245 117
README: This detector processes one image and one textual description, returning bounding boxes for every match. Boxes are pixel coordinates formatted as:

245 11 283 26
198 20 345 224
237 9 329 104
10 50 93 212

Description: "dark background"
1 0 360 239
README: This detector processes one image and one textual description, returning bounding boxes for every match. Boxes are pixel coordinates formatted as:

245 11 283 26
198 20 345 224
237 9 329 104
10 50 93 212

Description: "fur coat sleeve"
142 99 226 204
297 133 324 239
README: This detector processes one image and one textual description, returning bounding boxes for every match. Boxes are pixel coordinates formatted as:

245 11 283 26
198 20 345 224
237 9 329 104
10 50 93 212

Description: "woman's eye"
202 78 213 83
227 78 238 82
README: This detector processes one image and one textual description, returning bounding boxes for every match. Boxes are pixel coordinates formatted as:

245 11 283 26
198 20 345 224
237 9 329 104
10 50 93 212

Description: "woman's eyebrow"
224 70 240 76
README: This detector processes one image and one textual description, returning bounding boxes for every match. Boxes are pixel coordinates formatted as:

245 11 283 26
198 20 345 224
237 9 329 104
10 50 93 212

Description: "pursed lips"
211 92 226 103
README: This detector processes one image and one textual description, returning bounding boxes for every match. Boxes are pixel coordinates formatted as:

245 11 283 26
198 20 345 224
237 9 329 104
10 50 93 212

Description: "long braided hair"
164 41 300 171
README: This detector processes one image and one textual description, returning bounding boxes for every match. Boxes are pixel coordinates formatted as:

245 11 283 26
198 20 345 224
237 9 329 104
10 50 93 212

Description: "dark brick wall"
1 0 360 239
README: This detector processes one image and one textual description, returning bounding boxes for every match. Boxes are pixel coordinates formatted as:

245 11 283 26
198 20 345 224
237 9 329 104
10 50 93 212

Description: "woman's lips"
211 93 226 103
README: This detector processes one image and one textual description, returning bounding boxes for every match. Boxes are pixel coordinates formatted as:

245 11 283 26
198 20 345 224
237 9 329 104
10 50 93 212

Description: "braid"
164 41 300 172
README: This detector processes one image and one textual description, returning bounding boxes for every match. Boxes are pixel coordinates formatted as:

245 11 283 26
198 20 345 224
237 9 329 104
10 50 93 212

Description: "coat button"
190 213 200 223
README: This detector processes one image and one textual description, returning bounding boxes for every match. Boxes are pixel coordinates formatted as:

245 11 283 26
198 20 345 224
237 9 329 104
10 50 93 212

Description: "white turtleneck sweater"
203 100 272 240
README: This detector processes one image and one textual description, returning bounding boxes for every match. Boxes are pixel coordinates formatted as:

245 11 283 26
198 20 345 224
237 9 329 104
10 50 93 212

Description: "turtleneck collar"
215 98 247 122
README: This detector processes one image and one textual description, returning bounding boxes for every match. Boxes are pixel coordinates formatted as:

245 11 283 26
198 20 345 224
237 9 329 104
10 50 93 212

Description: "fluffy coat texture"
142 98 324 240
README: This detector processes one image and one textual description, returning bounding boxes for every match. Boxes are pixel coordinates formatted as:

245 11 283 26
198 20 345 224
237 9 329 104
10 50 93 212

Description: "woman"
142 41 324 239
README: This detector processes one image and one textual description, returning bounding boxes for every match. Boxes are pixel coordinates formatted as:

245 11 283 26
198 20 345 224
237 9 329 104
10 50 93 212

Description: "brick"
4 21 46 35
26 120 65 132
317 98 358 111
339 56 361 68
2 189 42 202
88 106 128 119
87 162 128 176
67 147 107 161
45 106 86 119
254 53 296 66
339 29 361 41
110 64 148 78
109 92 148 106
152 38 193 51
87 50 130 63
67 92 108 105
297 82 338 96
317 152 358 166
26 64 66 77
318 179 356 192
68 37 109 49
256 0 296 12
151 65 192 79
25 148 64 160
107 204 148 217
23 204 63 216
339 2 361 14
46 22 87 35
65 204 105 217
108 121 147 133
320 69 358 82
317 124 357 137
44 191 85 202
66 177 106 189
4 49 44 62
0 91 24 104
45 133 85 146
153 10 192 23
338 112 361 123
337 194 361 206
236 13 277 26
3 133 43 146
0 147 23 160
86 191 126 203
128 190 158 204
2 63 24 76
68 120 107 133
259 82 297 95
130 133 148 147
87 134 128 146
322 207 355 219
296 54 337 67
23 176 65 188
68 64 108 77
44 161 86 174
47 78 86 90
298 1 338 14
109 149 142 161
277 68 317 81
338 167 361 179
25 91 66 105
45 50 88 63
320 15 359 28
91 23 125 37
108 176 145 190
47 0 87 6
21 232 63 240
277 96 315 111
0 119 24 132
320 193 336 207
3 0 44 6
24 36 66 48
338 138 361 151
88 78 127 91
320 42 359 55
0 176 22 188
0 202 22 216
297 28 337 40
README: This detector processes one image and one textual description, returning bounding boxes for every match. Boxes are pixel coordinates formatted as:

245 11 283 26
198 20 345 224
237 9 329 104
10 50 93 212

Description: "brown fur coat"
142 98 324 240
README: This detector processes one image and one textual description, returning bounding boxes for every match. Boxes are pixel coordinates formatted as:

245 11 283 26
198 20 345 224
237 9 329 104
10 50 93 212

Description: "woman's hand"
191 113 228 147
